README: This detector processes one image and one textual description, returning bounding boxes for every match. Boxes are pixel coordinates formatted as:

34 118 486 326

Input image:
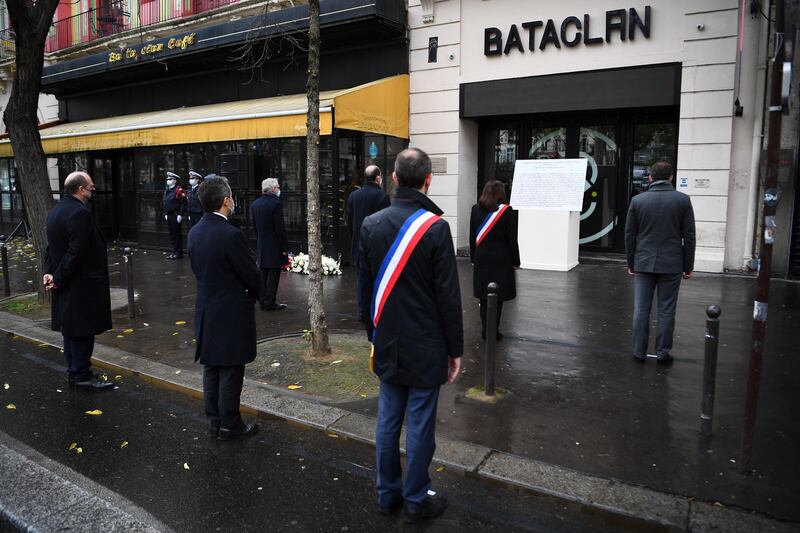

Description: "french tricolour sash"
475 204 510 246
371 208 441 328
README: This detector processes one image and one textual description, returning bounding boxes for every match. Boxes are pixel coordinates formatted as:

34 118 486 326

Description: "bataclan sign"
484 6 651 56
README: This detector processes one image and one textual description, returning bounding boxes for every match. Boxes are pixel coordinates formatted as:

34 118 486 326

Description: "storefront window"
482 128 519 196
631 122 677 195
278 139 303 192
385 136 405 196
578 125 618 249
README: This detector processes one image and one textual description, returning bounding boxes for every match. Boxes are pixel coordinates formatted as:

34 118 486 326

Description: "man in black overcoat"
43 171 114 391
347 165 390 320
625 161 696 365
188 176 261 440
251 177 288 311
358 148 463 524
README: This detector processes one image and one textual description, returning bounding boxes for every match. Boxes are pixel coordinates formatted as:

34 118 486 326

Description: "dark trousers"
63 335 94 380
633 272 682 357
166 212 183 257
202 364 245 430
375 380 440 508
260 268 281 307
479 299 504 335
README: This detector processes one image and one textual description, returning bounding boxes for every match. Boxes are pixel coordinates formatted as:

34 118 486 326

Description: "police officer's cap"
204 173 220 180
166 171 180 180
188 171 202 180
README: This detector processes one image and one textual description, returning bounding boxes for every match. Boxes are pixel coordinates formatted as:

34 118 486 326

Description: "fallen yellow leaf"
172 332 179 336
327 433 339 438
3 383 9 390
123 328 134 333
120 441 129 449
183 462 190 470
116 335 124 338
287 385 302 390
85 409 103 416
76 447 83 454
436 466 444 472
330 360 343 365
175 320 186 325
114 375 122 381
5 404 16 410
68 442 77 451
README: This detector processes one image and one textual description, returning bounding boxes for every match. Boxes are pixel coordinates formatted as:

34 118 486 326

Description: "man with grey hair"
188 176 261 439
43 171 114 391
251 177 288 311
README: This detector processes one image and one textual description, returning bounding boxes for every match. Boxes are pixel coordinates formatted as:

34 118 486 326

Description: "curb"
0 430 172 533
0 311 797 533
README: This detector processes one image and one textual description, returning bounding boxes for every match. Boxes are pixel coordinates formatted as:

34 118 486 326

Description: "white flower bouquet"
285 252 342 276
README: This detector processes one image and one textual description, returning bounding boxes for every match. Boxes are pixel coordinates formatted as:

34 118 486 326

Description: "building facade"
408 0 798 275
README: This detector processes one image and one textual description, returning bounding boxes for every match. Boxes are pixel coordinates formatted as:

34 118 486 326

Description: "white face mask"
189 179 197 187
167 179 176 188
228 197 236 216
275 189 281 198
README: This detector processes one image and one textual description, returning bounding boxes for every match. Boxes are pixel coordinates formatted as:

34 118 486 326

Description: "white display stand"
509 159 587 272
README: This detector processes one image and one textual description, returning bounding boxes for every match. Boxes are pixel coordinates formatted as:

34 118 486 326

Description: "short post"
124 247 135 319
1 235 10 297
700 305 721 437
484 282 499 397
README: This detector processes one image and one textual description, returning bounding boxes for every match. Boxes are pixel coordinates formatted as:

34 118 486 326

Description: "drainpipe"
743 7 771 270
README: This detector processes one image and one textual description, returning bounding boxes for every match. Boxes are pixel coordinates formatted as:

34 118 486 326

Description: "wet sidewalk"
2 242 799 523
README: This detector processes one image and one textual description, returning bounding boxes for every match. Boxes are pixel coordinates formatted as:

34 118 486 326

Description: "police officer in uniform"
163 171 187 260
187 171 204 228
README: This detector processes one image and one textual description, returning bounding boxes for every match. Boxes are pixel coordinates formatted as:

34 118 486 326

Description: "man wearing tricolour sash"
357 148 463 524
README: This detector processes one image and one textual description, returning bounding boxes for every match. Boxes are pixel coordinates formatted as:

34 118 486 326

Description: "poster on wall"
509 159 587 211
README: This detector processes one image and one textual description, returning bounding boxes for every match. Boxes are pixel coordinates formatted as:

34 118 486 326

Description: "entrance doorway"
89 151 137 241
479 109 678 252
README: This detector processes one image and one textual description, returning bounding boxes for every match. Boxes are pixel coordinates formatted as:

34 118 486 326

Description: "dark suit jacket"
44 195 112 337
469 204 520 301
188 213 261 366
625 180 696 274
357 188 463 388
251 193 288 269
346 182 390 264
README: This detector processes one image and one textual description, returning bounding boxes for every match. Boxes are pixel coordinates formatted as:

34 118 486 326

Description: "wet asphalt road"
0 333 633 533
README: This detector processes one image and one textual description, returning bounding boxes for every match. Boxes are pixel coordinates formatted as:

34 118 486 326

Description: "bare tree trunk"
3 0 60 302
305 0 330 356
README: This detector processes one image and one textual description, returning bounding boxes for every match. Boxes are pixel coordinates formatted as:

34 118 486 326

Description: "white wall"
409 0 750 272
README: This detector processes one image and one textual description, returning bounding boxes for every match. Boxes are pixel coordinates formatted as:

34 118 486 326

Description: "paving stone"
478 451 689 529
689 501 799 533
328 413 376 443
433 437 491 473
33 495 159 533
240 384 348 429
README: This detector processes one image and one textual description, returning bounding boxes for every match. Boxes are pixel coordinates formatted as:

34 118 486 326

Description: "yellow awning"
0 75 408 157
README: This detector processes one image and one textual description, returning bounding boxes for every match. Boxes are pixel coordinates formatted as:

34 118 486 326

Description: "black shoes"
218 422 258 441
260 303 287 312
166 254 182 260
209 425 220 438
377 496 404 516
69 374 115 391
481 331 503 341
656 354 674 366
403 495 448 524
633 353 646 362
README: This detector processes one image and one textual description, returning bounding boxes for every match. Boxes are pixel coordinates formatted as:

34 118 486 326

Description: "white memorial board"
509 159 587 211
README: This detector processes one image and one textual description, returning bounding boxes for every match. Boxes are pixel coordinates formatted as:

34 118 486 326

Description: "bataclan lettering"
484 6 650 56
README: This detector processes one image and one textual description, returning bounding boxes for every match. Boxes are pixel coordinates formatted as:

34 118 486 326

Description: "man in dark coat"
43 171 114 391
188 176 261 440
625 161 696 365
251 177 288 311
358 148 463 524
186 171 204 228
347 165 390 320
163 171 187 260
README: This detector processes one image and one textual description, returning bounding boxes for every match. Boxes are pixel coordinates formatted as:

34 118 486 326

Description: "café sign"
484 6 651 56
108 32 197 63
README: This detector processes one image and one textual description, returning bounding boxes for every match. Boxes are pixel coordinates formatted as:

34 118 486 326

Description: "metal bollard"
124 247 135 319
1 235 9 297
484 282 499 397
700 305 721 437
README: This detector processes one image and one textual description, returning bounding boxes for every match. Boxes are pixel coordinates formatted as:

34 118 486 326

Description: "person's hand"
164 215 168 222
42 274 56 290
447 356 461 384
176 215 183 223
627 268 635 276
683 271 693 279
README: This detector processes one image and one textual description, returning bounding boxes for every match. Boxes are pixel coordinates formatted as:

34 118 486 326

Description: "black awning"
460 63 681 119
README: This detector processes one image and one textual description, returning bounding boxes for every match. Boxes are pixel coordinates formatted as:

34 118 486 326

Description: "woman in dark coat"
469 180 520 340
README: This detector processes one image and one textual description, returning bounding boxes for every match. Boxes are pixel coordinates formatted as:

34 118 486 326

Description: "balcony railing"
0 28 14 61
45 0 242 53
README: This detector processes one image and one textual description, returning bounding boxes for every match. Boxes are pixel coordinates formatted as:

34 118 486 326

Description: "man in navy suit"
188 176 261 440
251 178 288 311
347 165 390 321
625 161 696 365
43 171 115 391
